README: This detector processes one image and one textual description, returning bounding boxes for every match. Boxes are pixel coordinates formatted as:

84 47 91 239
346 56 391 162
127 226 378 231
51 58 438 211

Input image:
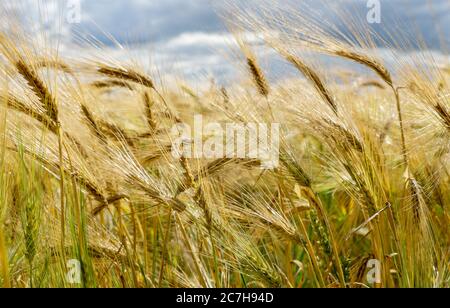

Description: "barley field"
0 1 449 288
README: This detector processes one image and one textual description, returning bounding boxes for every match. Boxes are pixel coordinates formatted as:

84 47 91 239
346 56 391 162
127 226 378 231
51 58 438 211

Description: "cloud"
76 0 223 45
1 0 448 84
3 0 449 49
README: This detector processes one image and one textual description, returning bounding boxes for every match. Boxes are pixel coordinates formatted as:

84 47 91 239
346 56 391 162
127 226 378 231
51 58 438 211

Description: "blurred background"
1 0 449 83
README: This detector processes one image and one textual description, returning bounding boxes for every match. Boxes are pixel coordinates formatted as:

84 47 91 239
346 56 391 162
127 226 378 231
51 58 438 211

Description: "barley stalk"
91 79 134 91
247 57 270 98
285 54 338 115
97 65 154 89
15 60 59 123
14 58 67 256
331 50 410 170
142 91 158 131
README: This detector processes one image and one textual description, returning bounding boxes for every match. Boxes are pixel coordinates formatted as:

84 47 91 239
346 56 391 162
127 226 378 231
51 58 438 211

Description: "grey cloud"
76 0 224 45
2 0 448 83
4 0 448 49
72 0 449 49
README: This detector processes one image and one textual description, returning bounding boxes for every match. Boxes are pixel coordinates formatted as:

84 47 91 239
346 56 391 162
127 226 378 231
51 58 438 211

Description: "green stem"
57 125 66 262
393 88 410 174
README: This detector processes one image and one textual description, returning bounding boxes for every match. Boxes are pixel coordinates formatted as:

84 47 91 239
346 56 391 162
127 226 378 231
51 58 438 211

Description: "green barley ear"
16 144 42 287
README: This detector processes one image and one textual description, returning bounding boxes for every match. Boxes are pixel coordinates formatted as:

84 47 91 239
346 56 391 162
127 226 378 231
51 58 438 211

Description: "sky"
2 0 449 83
